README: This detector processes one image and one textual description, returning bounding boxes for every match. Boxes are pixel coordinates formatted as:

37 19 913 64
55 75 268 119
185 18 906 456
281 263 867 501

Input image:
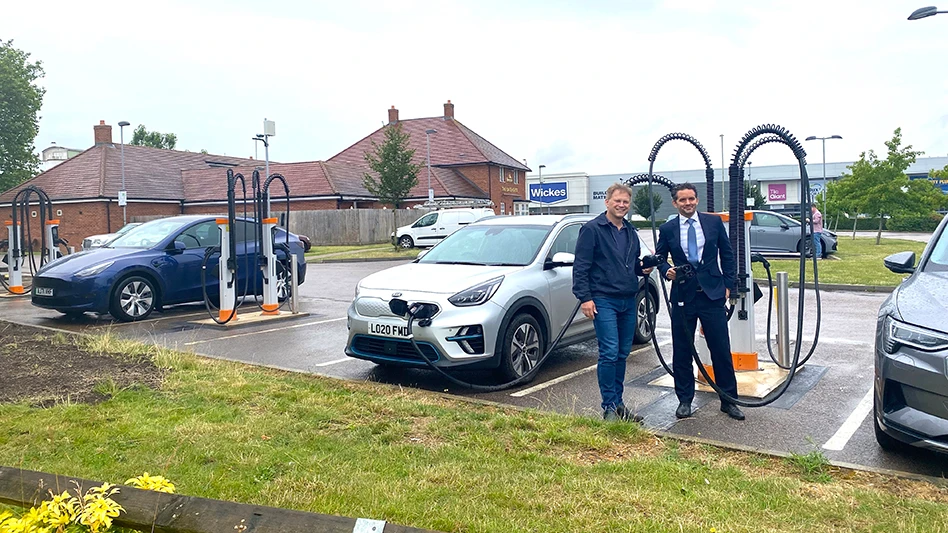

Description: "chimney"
93 120 113 145
444 100 454 120
388 106 399 124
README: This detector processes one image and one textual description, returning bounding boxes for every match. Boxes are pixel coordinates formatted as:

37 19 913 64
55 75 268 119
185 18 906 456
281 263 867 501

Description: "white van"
392 208 495 248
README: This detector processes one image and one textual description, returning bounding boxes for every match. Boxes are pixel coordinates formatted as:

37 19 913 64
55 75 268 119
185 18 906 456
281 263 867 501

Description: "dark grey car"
749 210 838 258
873 213 948 454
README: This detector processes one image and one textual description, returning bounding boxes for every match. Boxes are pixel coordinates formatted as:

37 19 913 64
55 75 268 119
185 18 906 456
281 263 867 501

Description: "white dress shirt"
678 214 705 263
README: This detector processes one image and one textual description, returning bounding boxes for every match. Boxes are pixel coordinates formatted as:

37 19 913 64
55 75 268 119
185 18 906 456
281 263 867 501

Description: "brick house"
1 102 530 245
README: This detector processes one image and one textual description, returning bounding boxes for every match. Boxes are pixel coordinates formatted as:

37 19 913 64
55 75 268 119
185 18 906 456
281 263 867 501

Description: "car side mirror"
169 241 186 255
780 223 790 230
883 251 915 274
544 252 575 270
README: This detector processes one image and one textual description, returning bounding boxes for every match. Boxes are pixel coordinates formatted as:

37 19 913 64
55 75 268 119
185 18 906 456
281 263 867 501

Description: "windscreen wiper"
434 261 485 266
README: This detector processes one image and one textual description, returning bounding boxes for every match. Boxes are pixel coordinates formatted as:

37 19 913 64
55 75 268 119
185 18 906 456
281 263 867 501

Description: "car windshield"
922 222 948 273
116 223 142 235
107 218 193 248
418 224 551 266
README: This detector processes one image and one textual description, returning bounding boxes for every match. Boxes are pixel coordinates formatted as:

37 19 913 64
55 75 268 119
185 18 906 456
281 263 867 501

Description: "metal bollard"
290 253 299 314
775 272 791 368
67 246 75 255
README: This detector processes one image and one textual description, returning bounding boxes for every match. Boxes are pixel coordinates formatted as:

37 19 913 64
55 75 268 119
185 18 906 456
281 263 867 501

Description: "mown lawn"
752 237 927 287
1 332 946 533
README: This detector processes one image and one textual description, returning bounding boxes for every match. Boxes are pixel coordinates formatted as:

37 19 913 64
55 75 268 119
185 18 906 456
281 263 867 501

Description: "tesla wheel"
821 239 829 259
634 290 657 344
498 313 544 382
798 238 814 258
275 261 290 302
110 275 157 322
397 236 414 249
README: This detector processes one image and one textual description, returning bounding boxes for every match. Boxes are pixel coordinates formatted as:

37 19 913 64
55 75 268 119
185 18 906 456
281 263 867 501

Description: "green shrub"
886 213 944 232
832 216 887 231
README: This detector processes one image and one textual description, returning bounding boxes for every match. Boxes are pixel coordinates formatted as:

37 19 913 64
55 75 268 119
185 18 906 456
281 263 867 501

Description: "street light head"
255 134 265 139
829 135 843 140
805 136 817 141
118 121 130 127
539 164 546 169
908 6 939 20
425 129 437 135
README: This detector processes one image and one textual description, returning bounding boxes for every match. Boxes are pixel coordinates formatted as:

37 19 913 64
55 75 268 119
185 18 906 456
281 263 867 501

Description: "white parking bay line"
822 388 874 451
313 357 351 367
510 340 671 398
183 317 347 346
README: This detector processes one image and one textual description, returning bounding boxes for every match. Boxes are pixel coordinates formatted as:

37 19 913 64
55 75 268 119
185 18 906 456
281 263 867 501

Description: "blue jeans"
813 232 823 258
592 296 638 412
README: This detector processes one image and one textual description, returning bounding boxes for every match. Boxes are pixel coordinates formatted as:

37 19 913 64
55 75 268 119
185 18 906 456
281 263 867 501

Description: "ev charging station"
196 166 305 327
2 186 68 297
639 126 823 408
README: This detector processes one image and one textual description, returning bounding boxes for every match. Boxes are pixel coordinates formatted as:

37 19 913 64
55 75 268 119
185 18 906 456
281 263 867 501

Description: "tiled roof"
329 117 530 172
0 144 256 203
182 161 337 202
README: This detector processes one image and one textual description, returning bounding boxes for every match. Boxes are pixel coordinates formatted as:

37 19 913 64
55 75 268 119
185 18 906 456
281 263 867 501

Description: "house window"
500 202 506 215
499 166 504 183
514 170 519 184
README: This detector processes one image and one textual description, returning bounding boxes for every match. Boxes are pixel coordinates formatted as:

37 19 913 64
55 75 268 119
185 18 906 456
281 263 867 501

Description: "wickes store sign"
530 182 568 204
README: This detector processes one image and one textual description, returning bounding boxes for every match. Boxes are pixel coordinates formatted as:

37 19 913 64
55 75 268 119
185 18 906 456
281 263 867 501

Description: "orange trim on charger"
262 217 278 224
46 219 60 225
9 286 24 294
216 218 229 225
219 309 236 322
732 351 759 371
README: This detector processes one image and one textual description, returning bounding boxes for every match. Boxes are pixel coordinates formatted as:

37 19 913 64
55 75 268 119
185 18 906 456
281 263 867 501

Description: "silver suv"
874 213 948 454
345 214 660 381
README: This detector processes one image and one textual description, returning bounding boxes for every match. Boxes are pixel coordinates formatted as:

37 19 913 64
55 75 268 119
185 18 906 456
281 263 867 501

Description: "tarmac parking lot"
1 256 946 483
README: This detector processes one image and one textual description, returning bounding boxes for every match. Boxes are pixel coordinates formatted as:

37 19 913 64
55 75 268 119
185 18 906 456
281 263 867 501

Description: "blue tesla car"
31 215 307 321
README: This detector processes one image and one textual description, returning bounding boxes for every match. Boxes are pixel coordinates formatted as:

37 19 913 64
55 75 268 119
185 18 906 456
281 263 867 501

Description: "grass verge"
2 332 946 533
306 243 420 261
752 237 927 287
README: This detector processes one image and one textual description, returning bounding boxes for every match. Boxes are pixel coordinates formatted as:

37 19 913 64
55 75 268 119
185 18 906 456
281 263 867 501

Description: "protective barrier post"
776 271 791 368
261 217 280 315
67 246 75 255
4 221 24 294
290 253 299 314
217 218 237 322
44 219 60 263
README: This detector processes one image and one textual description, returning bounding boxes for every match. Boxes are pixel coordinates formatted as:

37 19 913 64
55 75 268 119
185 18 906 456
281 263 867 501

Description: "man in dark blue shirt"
573 183 653 421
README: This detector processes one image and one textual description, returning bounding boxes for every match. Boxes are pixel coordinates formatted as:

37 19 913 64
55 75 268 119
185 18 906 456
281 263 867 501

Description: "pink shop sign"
768 184 787 201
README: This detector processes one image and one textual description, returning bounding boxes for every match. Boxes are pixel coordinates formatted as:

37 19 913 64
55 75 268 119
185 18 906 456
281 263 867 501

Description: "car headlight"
76 260 115 278
448 276 503 307
883 315 948 353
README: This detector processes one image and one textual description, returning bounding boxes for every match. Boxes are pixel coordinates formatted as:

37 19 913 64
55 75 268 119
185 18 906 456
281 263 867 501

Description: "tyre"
820 238 829 259
397 235 414 249
634 290 657 344
873 399 908 452
498 313 544 382
110 275 157 322
798 238 814 258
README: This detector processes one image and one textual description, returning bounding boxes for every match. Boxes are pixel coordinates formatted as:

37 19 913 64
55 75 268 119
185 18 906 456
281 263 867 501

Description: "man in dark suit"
656 183 744 421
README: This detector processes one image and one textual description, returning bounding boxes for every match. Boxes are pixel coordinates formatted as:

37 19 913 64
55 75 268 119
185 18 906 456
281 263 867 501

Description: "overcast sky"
6 0 947 175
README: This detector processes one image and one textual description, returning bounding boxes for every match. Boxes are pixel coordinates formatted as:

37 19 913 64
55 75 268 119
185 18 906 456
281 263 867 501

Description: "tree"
130 124 177 150
833 128 944 244
745 183 767 209
362 124 421 209
0 39 45 191
632 187 663 220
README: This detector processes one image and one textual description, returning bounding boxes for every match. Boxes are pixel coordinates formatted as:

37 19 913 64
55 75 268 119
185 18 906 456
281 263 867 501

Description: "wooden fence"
132 209 434 246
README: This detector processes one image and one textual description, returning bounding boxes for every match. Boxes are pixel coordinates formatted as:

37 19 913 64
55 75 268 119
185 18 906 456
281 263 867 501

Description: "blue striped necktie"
687 219 698 264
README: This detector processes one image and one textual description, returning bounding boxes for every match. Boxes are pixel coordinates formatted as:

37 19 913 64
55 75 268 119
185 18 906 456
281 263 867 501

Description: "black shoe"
675 402 692 419
616 405 644 424
721 403 745 420
603 409 619 421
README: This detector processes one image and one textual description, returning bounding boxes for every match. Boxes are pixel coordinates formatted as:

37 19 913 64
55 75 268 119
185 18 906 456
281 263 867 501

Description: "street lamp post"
538 164 546 215
804 135 842 213
118 121 130 225
908 6 948 19
720 134 726 210
425 129 437 204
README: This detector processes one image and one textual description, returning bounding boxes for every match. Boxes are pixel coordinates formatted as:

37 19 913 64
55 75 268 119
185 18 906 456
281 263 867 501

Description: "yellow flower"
125 472 176 494
78 495 124 533
39 491 78 528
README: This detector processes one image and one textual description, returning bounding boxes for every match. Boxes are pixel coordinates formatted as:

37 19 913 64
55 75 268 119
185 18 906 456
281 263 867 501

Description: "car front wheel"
498 313 544 382
110 275 157 322
634 290 657 344
798 238 814 258
397 235 414 249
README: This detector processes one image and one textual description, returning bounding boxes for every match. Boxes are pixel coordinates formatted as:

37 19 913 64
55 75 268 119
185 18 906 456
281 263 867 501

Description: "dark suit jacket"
656 212 735 303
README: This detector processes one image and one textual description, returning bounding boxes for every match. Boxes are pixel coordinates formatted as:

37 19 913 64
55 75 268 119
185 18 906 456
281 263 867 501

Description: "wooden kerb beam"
0 466 442 533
